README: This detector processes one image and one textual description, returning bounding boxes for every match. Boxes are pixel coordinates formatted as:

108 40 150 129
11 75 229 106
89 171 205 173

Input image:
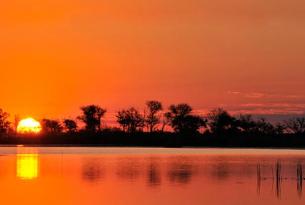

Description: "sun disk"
17 118 42 134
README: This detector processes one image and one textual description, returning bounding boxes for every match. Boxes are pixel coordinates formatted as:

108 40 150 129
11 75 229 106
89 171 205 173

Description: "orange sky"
1 0 305 121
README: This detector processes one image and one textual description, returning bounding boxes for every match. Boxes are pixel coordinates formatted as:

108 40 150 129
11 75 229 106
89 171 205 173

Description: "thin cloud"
228 103 305 115
227 90 304 100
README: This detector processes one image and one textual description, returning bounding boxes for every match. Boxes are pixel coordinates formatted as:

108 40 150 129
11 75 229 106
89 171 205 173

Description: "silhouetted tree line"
0 109 10 134
0 101 305 147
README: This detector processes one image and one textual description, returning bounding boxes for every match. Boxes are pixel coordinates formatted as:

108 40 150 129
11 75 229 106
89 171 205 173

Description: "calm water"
1 147 305 205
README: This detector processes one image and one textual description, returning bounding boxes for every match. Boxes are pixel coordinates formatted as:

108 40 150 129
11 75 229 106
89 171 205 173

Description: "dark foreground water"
1 147 305 205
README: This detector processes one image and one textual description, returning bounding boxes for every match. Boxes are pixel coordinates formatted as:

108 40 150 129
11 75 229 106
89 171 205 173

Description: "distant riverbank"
1 132 305 149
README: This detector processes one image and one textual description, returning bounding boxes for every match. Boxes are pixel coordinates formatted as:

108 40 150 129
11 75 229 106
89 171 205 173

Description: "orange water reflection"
0 148 304 205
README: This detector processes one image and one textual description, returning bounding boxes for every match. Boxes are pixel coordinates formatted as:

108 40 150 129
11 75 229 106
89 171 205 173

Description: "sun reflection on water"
16 148 39 180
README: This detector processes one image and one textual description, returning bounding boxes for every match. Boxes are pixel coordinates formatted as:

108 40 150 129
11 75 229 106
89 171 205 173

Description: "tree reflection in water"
211 163 230 181
82 160 104 182
79 155 305 199
116 160 141 182
147 163 161 187
167 163 193 184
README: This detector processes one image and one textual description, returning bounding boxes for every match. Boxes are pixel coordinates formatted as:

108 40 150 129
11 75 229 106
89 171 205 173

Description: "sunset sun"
17 118 42 134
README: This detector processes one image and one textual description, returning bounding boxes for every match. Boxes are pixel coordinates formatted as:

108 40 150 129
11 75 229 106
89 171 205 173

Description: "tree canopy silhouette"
145 100 163 132
63 119 78 133
0 109 10 134
78 105 106 132
236 114 257 133
1 101 305 148
117 107 145 133
207 108 236 135
252 118 279 135
285 117 305 134
42 119 63 134
165 104 205 134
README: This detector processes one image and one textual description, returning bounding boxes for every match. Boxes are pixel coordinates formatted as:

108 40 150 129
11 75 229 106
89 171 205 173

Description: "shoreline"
1 144 305 150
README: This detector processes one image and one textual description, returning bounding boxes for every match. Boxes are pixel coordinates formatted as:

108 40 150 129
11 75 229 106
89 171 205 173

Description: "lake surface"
1 147 305 205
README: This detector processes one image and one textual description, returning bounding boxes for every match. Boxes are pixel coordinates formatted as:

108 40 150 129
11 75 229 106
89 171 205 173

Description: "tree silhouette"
2 100 305 147
63 119 78 133
253 118 277 135
165 104 205 134
274 123 285 135
207 108 236 135
41 119 63 133
236 114 284 135
236 114 256 133
284 117 305 134
145 100 163 132
0 109 10 134
78 105 106 132
161 112 171 132
117 107 145 133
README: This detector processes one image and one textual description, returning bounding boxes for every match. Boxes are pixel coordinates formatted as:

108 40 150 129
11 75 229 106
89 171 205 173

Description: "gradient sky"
1 0 305 121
